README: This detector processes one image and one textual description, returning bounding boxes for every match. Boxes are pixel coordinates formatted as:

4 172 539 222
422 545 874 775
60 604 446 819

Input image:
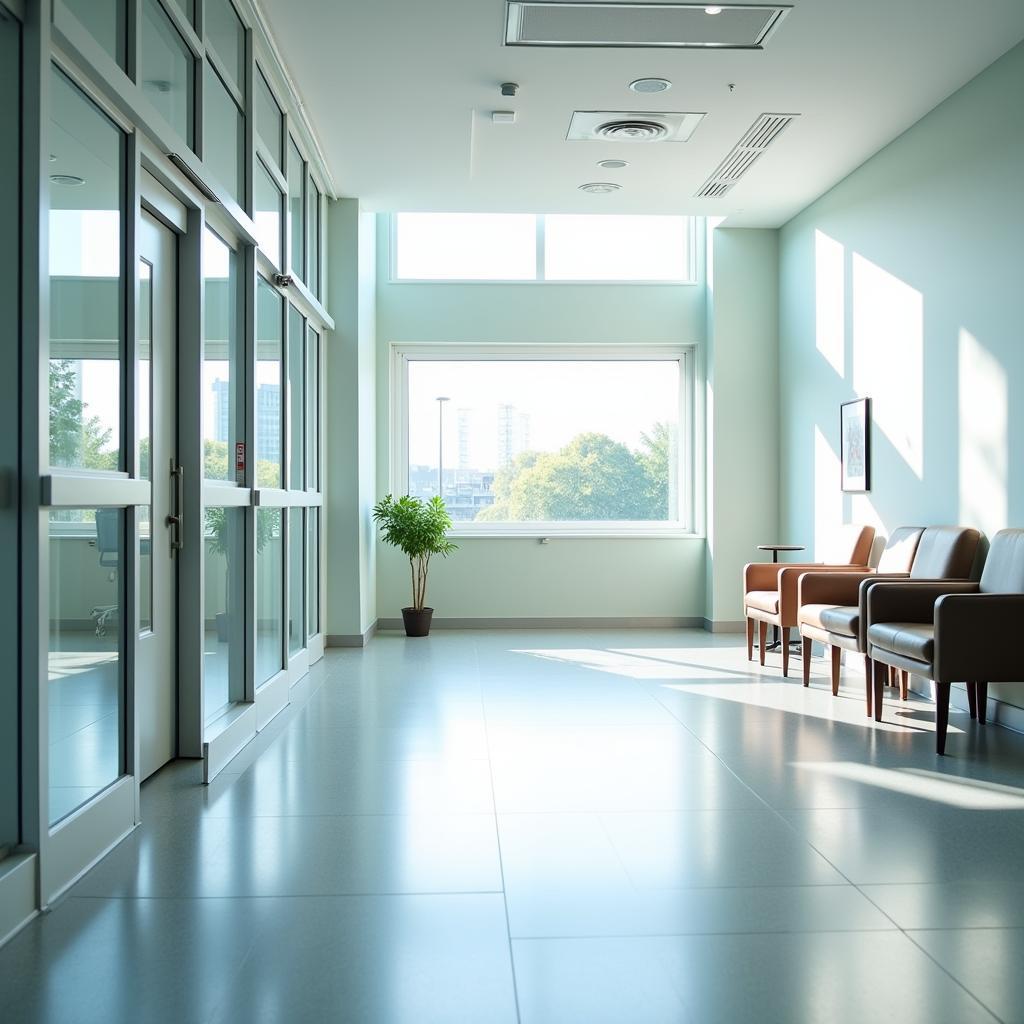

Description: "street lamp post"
436 396 450 498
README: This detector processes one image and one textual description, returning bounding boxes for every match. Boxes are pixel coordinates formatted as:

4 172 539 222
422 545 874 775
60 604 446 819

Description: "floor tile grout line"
475 636 524 1024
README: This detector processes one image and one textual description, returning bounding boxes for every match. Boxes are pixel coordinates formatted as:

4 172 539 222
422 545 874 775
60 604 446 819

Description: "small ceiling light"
49 153 57 162
578 182 621 194
629 77 672 94
597 159 629 169
500 82 519 97
50 174 84 187
705 6 723 13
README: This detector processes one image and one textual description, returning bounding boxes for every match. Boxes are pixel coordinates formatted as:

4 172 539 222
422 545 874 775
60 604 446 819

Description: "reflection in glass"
48 66 124 472
49 509 124 824
139 506 152 633
288 306 305 490
64 0 126 69
205 0 246 93
288 137 305 279
306 328 319 491
307 175 321 298
138 260 152 478
141 0 194 145
256 508 283 685
307 507 319 638
288 509 304 656
203 62 243 204
255 68 282 170
166 0 195 26
254 158 282 267
203 229 243 481
256 279 283 487
204 506 245 722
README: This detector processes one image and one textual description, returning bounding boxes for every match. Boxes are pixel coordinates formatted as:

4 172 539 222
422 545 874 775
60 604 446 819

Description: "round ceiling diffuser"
597 159 629 169
50 174 85 187
594 119 668 142
578 182 622 194
629 78 671 94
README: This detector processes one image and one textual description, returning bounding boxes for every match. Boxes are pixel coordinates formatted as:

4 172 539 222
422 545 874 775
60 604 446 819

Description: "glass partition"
205 0 246 93
287 136 305 280
255 507 283 685
256 279 283 487
140 0 194 145
255 67 283 171
307 174 321 298
306 507 319 638
254 158 282 267
288 509 303 657
202 228 244 482
48 66 124 473
204 506 245 722
287 305 304 490
203 62 243 205
306 327 319 491
64 0 127 69
48 508 124 825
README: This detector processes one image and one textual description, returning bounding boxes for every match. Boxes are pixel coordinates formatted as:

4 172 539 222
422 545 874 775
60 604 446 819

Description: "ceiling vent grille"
506 2 791 49
567 110 705 143
695 112 798 198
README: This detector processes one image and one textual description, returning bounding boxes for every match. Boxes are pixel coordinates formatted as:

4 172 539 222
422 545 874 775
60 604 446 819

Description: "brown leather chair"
797 526 980 713
744 524 875 677
866 528 1024 754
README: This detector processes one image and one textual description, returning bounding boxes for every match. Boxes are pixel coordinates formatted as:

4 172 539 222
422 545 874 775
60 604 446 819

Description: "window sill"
447 528 704 540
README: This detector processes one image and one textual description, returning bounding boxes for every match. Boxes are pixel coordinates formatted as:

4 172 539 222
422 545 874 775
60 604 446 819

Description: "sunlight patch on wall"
852 254 923 478
958 328 1007 535
814 230 845 376
814 425 842 556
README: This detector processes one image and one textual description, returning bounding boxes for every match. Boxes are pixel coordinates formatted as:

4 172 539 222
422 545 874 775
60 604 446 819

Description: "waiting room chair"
797 526 980 713
865 528 1024 754
744 523 875 677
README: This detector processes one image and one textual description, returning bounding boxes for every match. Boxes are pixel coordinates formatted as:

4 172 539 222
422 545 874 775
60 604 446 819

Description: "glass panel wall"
204 506 245 721
166 0 195 26
254 158 282 267
255 68 282 171
203 62 243 205
287 306 304 490
48 66 124 472
48 508 124 825
288 509 303 656
205 0 245 92
255 507 283 685
287 136 305 280
306 507 319 638
140 0 195 146
64 0 127 69
305 327 319 490
203 228 243 482
307 174 320 298
256 279 283 487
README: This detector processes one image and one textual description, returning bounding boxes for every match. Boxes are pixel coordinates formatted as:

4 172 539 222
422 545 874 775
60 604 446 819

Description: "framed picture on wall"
840 398 871 492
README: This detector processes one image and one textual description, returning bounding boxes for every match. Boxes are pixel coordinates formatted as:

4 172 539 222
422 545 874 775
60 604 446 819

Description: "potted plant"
372 494 457 637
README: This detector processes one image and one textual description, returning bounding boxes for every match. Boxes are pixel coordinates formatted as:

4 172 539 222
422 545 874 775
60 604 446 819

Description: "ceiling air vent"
567 110 705 143
695 112 798 198
505 2 791 49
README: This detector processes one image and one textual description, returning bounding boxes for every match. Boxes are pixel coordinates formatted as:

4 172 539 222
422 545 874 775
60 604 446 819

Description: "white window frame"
389 214 697 285
389 343 697 538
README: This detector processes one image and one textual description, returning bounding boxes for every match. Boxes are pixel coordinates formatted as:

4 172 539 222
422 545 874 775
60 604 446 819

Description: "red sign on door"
235 442 246 473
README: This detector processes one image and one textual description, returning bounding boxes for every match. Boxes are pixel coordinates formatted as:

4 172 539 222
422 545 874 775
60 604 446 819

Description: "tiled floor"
3 629 1024 1023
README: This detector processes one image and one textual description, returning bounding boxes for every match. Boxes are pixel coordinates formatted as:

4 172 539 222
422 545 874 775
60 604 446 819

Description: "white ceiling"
259 0 1024 227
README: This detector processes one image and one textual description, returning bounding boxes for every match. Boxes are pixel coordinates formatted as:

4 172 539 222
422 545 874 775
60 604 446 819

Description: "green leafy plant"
373 495 457 611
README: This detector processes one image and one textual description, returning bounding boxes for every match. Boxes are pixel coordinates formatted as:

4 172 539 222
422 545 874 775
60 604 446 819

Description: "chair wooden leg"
864 656 873 717
830 645 841 697
966 681 977 720
889 665 898 689
802 635 811 688
873 660 887 722
781 628 790 678
977 682 988 724
758 621 767 667
901 670 909 701
935 682 951 755
746 618 754 662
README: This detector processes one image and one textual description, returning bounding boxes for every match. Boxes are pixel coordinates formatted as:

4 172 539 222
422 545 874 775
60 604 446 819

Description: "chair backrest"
909 526 981 579
876 526 925 573
979 529 1024 593
95 508 119 569
819 524 875 565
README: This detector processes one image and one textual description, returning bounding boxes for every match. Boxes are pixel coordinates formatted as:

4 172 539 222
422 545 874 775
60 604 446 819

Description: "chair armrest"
867 580 979 626
854 574 910 646
743 561 783 593
778 565 869 625
934 593 1024 682
799 570 881 609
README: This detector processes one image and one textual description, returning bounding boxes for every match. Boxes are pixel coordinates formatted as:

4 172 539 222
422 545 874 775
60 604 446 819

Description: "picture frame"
840 398 871 492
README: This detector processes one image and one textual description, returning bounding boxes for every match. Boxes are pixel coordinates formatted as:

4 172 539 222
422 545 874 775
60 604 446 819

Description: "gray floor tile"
862 881 1024 930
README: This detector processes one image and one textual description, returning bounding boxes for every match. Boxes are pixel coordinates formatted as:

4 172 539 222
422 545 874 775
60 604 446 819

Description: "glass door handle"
167 459 184 554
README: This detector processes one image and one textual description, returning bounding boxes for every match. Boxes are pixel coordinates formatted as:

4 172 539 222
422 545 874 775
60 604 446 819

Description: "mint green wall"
779 42 1024 710
374 216 708 621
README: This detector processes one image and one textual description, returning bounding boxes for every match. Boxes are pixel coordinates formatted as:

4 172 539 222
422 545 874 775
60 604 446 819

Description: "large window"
393 213 694 283
392 346 693 533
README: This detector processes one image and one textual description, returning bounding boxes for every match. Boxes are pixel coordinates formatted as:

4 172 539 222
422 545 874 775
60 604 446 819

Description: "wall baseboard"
375 616 703 631
703 619 746 633
326 621 378 647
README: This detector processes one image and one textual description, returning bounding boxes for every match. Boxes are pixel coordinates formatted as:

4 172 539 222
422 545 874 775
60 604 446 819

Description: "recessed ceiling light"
50 174 85 187
597 159 629 169
578 182 621 194
629 77 671 94
705 6 723 13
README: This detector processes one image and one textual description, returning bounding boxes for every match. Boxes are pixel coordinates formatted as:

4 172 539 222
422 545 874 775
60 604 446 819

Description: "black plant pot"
402 607 433 637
